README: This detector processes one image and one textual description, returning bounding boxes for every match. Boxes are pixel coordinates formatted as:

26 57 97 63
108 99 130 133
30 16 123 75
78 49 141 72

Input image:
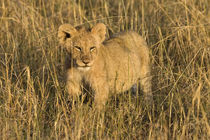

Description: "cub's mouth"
77 65 91 71
75 57 94 71
76 59 93 71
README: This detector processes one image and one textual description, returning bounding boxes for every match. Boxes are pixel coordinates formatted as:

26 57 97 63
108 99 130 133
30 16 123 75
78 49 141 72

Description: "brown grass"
0 0 209 139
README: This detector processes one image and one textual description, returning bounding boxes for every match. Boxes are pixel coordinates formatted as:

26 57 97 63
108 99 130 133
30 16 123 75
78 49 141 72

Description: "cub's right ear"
58 24 77 45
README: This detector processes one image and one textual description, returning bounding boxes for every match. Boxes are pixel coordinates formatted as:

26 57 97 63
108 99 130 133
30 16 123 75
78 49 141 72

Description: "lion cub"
58 23 153 109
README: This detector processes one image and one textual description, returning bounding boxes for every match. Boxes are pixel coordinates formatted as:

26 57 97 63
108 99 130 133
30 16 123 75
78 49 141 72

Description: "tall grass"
0 0 209 139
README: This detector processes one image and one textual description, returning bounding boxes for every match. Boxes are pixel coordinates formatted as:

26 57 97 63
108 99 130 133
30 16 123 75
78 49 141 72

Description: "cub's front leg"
66 80 81 97
66 69 82 97
92 82 109 110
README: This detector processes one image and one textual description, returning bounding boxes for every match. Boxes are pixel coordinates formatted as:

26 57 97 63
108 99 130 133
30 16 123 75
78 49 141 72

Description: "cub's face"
58 23 106 71
71 34 98 71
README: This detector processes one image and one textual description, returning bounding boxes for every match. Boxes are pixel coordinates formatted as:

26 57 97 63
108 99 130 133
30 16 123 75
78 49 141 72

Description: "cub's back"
101 31 149 65
104 31 148 55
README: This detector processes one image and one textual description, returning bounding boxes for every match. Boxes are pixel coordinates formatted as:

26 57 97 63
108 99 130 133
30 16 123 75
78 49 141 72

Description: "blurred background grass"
0 0 209 139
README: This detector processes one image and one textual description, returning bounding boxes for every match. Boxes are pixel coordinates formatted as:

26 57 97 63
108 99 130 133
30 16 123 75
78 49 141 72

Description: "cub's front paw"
66 82 81 97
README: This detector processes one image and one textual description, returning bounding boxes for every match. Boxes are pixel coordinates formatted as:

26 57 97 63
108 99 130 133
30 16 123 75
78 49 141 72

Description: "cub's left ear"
58 24 77 45
91 23 106 43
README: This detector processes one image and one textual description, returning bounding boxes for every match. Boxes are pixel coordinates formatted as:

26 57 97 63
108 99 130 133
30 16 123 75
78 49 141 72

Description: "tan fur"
58 23 153 109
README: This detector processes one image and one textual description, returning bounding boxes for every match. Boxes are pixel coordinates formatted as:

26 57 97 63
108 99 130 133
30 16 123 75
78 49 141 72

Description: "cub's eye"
90 46 96 52
74 46 81 51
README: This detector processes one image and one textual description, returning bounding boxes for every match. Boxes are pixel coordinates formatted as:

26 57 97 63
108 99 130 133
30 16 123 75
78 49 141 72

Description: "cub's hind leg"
139 62 153 105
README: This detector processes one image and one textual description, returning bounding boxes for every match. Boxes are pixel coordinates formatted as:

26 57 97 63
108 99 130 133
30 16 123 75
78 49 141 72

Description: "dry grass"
0 0 209 139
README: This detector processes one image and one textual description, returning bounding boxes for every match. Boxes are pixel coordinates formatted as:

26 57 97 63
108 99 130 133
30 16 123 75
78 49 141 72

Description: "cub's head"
58 23 106 71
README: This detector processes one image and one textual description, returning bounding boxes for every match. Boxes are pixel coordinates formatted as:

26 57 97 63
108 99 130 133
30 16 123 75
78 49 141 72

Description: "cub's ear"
91 23 106 43
58 24 77 45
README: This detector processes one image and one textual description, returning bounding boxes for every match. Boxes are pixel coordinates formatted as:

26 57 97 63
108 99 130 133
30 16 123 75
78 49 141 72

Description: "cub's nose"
82 59 90 65
82 56 91 65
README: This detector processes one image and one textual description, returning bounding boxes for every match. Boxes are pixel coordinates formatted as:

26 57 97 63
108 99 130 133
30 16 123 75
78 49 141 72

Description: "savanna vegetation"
0 0 209 139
